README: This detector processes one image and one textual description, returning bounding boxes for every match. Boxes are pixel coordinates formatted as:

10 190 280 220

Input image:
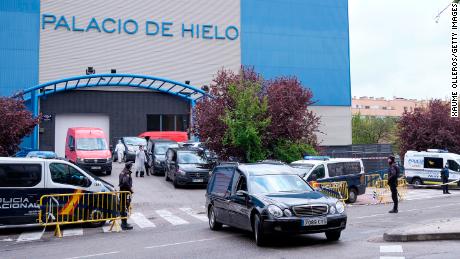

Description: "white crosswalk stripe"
180 207 208 222
130 212 156 228
63 228 83 237
380 245 403 253
16 231 43 242
156 209 189 225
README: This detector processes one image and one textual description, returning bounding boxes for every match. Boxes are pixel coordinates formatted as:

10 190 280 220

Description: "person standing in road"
119 162 133 230
135 145 147 177
114 140 125 164
388 155 400 213
441 163 451 194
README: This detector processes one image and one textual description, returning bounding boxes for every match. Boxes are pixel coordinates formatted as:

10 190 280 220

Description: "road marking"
354 202 460 220
0 238 14 242
16 231 43 242
180 207 208 222
63 251 120 259
380 257 405 259
380 245 403 253
130 212 156 228
145 237 224 249
63 228 84 237
156 209 189 225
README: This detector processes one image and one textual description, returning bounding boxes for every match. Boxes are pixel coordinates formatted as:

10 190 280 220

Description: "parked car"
139 131 188 142
26 151 58 159
0 157 115 228
165 147 214 187
112 137 147 162
205 162 347 246
291 157 366 203
65 127 112 175
146 139 179 175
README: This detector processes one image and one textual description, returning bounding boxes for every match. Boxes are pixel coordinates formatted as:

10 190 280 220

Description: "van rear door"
0 162 44 226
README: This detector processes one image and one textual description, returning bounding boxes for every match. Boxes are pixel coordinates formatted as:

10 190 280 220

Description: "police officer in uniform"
441 163 451 194
388 155 400 213
119 162 134 230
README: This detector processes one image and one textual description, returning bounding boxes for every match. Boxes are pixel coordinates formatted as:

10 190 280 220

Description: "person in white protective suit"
115 140 126 163
135 145 147 177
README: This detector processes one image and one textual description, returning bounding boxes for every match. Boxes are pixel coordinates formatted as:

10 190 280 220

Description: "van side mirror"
69 146 75 151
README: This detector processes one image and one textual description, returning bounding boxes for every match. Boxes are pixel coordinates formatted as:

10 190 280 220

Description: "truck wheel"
412 178 422 187
347 188 358 203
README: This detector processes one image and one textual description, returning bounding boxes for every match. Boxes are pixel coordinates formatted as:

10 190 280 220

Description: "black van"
165 147 214 187
146 139 179 175
0 157 114 228
206 162 347 246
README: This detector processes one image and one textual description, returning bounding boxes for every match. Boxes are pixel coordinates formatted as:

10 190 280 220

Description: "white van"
290 157 366 203
404 149 460 186
0 157 115 228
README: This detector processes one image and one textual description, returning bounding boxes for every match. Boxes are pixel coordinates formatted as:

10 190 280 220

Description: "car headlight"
107 157 112 163
336 201 345 214
155 160 161 165
329 205 336 214
267 205 283 218
178 169 186 176
283 209 292 217
76 158 84 163
128 146 134 152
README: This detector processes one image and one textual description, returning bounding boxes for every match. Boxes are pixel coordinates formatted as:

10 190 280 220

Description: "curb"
383 232 460 242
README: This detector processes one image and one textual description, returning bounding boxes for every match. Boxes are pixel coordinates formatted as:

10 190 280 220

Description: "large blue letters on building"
41 14 239 40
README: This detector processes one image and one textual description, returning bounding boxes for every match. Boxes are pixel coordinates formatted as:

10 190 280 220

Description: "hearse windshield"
250 174 313 194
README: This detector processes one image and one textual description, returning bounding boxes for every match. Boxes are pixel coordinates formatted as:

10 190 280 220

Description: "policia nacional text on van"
0 157 114 227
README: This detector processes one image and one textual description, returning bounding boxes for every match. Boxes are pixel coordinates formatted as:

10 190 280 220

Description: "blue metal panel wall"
0 0 40 96
241 0 351 106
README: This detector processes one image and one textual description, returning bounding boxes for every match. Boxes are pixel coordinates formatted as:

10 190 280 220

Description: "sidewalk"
383 218 460 242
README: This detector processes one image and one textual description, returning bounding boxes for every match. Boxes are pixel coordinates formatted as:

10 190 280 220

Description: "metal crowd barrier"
315 181 349 202
368 178 408 204
38 191 131 237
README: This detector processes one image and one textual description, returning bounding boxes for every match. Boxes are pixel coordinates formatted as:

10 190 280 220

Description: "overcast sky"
349 0 451 100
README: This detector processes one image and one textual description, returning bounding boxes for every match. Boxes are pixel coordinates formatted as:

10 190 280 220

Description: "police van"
0 157 115 228
404 149 460 186
291 157 366 203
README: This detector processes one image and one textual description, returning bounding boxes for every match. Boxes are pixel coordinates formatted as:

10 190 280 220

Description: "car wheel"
412 178 423 186
253 214 267 246
347 188 358 203
106 170 112 176
208 206 222 231
325 230 341 241
87 210 105 228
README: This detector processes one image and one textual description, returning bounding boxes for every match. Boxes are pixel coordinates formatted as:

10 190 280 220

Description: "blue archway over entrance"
18 74 210 150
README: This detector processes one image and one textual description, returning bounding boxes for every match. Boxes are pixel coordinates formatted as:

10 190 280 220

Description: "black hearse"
205 163 347 246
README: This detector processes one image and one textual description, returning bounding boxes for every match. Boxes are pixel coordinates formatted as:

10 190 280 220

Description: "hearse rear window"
0 164 42 187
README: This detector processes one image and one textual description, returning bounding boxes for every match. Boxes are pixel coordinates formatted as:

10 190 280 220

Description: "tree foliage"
352 114 397 144
0 96 39 156
193 67 319 162
398 100 460 158
273 140 318 163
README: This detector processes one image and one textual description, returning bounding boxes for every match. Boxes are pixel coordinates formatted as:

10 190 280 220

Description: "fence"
314 181 349 202
39 191 131 237
366 177 408 204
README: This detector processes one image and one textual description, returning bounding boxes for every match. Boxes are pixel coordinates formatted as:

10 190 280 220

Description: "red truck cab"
65 127 112 175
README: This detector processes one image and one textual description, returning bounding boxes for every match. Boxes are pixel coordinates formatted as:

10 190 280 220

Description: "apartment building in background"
352 96 428 117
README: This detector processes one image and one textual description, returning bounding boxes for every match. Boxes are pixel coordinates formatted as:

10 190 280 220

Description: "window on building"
146 114 190 131
382 106 387 110
0 164 42 187
404 107 408 112
146 115 161 131
364 106 370 109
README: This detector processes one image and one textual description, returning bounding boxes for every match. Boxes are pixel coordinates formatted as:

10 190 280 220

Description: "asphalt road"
1 163 460 259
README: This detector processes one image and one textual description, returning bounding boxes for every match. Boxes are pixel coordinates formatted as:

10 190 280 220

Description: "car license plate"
192 179 204 183
91 166 101 170
302 217 327 226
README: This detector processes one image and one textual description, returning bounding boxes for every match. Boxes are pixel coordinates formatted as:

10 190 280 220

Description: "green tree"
352 114 397 144
273 140 318 163
222 81 271 162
